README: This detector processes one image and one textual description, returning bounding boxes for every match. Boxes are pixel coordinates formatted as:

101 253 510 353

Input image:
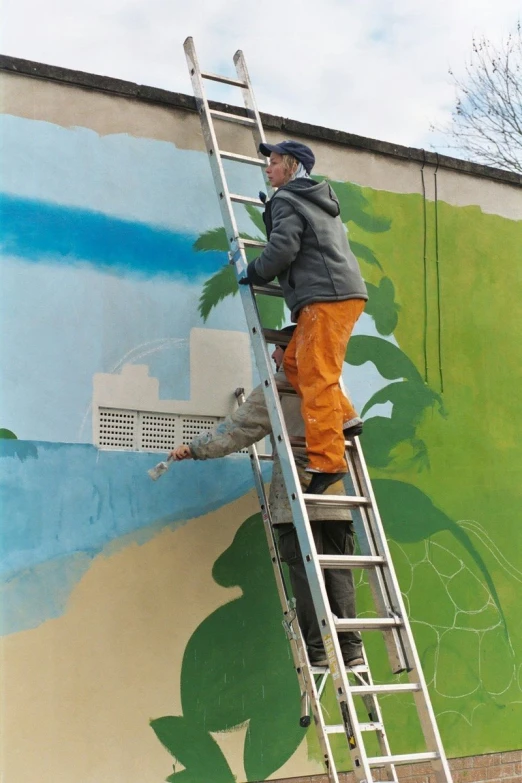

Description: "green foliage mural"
152 180 522 779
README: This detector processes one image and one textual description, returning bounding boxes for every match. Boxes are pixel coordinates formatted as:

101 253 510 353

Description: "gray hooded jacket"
249 180 367 321
188 369 351 526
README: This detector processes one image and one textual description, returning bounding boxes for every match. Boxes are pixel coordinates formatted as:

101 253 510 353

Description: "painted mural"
1 92 521 783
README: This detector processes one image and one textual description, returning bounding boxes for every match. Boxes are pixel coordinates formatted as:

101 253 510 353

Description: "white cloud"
2 0 521 148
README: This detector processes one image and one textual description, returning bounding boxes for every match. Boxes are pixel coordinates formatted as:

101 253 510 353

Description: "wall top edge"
1 53 521 188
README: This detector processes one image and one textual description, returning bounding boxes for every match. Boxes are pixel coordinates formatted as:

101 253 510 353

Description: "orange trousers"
283 299 366 473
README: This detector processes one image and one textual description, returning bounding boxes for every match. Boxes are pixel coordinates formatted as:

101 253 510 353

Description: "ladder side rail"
234 391 339 780
233 50 270 162
247 451 340 781
351 660 399 781
351 438 454 783
184 38 242 247
347 443 420 669
344 447 410 673
342 450 409 672
352 660 399 783
235 276 373 781
348 441 413 625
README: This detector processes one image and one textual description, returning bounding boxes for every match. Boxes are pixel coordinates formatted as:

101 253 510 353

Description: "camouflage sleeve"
189 384 272 460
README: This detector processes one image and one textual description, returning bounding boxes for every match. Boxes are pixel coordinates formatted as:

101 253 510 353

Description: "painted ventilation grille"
97 408 224 452
141 413 178 451
182 416 221 442
98 410 137 448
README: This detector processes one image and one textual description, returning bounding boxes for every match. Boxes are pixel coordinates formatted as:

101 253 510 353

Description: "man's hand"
169 444 192 461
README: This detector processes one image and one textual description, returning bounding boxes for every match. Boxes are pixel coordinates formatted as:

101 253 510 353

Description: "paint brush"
148 454 176 481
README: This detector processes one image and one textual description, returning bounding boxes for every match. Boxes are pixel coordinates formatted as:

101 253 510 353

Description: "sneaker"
343 418 363 438
306 472 346 495
309 655 328 667
344 655 365 668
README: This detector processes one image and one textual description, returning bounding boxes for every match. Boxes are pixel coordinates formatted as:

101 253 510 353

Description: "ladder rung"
252 283 284 297
220 150 266 167
274 381 296 396
304 494 370 509
201 70 247 88
350 683 421 696
310 662 367 673
240 238 266 248
230 193 265 206
368 752 438 767
289 436 306 448
335 617 403 631
263 328 293 346
288 435 359 450
276 381 298 395
210 108 256 126
326 722 383 734
318 554 386 569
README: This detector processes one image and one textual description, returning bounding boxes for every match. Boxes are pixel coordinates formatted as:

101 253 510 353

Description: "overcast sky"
2 0 520 151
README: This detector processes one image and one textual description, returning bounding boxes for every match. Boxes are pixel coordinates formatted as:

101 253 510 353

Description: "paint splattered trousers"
277 520 362 661
283 298 366 473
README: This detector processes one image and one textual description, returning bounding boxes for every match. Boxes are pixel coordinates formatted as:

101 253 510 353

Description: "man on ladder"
239 140 368 495
169 327 364 669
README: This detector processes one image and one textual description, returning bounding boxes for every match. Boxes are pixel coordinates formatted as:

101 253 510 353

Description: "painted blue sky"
2 0 520 150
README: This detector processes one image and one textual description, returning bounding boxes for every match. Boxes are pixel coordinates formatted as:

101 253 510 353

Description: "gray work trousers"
277 520 362 662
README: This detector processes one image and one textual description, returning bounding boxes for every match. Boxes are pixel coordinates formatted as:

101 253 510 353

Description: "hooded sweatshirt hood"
276 179 341 217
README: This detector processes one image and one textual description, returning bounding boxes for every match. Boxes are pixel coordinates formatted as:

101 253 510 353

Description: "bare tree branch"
432 23 522 174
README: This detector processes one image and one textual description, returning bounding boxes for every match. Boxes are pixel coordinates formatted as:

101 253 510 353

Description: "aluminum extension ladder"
184 37 453 783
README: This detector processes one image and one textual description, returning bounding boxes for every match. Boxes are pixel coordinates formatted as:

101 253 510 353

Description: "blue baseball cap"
258 141 315 174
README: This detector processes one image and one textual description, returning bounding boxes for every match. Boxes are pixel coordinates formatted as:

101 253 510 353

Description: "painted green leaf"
361 379 441 421
365 277 401 335
350 240 383 270
193 227 229 253
347 334 424 383
194 226 264 255
198 264 237 322
0 428 17 439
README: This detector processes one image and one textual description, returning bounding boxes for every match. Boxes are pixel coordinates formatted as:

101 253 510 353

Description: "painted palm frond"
194 211 284 326
194 226 264 322
193 227 229 253
199 264 237 321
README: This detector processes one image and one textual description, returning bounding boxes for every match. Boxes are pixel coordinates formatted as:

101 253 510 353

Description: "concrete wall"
1 57 521 783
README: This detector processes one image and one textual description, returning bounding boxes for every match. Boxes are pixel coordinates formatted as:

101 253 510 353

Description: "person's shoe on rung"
309 654 328 667
344 655 365 668
306 471 346 495
343 417 363 438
